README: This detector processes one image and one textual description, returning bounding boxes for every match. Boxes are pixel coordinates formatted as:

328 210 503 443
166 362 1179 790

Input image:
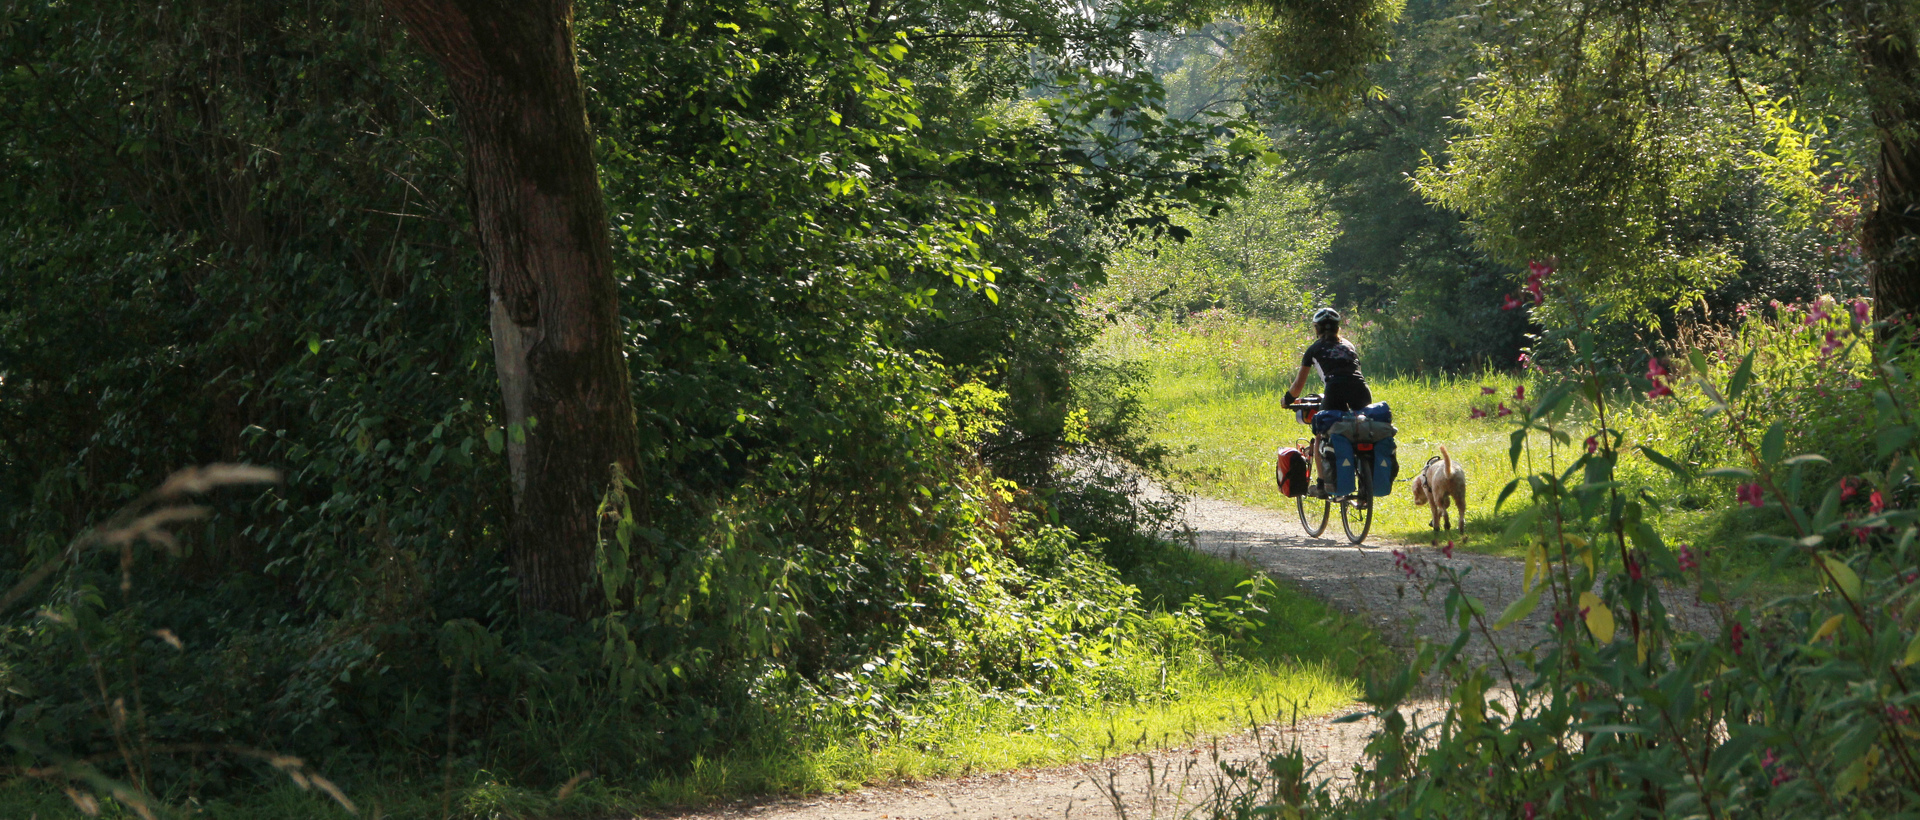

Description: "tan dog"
1410 447 1467 533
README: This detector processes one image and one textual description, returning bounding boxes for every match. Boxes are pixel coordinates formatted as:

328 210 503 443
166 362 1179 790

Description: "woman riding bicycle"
1284 307 1372 412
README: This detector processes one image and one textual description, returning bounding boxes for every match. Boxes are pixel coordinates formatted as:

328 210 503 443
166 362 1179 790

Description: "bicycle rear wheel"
1299 493 1330 537
1342 462 1374 544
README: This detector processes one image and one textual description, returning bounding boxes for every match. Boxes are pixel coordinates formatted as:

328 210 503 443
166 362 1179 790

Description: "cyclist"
1283 307 1372 412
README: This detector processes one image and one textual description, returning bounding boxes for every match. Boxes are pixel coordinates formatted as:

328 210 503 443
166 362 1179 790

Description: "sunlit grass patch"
1098 313 1533 550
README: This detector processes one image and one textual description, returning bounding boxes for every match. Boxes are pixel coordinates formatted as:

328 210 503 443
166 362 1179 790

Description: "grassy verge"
4 539 1379 820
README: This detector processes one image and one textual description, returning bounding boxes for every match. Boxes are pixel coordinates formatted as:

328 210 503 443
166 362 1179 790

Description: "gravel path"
648 491 1719 820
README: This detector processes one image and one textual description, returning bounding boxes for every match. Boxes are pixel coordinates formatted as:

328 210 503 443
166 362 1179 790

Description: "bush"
1211 297 1920 819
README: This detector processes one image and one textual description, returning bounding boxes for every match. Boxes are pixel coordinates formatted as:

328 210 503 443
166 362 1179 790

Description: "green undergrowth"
1 534 1378 820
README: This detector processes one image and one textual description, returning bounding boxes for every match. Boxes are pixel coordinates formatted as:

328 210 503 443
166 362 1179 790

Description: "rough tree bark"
381 0 640 619
1855 15 1920 329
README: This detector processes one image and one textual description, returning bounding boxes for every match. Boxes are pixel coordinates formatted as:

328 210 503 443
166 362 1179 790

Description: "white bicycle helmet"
1311 307 1341 326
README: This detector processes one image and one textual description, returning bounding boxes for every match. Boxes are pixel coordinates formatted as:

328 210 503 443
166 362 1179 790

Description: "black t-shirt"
1301 337 1365 386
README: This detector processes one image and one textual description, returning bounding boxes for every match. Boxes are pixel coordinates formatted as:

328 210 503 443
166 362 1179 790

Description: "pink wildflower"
1648 381 1674 398
1821 330 1841 357
1502 293 1524 311
1470 406 1488 420
1513 384 1526 401
1805 303 1830 326
1585 435 1599 455
1523 801 1537 820
1736 483 1765 508
1496 403 1513 417
1873 490 1886 515
1626 552 1643 581
1678 546 1698 572
1888 705 1912 725
1842 477 1858 500
1646 356 1667 378
1392 549 1418 579
1482 385 1497 395
1854 298 1872 325
1731 622 1746 655
1443 541 1455 559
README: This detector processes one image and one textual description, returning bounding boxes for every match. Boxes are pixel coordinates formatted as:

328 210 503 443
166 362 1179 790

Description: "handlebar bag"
1275 447 1309 497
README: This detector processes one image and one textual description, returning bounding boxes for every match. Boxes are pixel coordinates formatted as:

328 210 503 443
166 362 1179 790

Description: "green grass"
1100 313 1531 548
4 541 1380 820
1102 312 1822 592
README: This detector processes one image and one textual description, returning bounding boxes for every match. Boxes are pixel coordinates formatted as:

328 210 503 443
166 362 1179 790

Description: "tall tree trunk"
382 0 640 619
1860 26 1920 329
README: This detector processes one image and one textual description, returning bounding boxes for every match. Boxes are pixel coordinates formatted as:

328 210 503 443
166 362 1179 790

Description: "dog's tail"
1439 446 1452 477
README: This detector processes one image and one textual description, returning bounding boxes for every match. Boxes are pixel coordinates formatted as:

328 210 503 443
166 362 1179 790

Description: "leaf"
1904 632 1920 667
1509 427 1527 470
1701 467 1756 480
1761 420 1786 464
1639 446 1693 483
1811 614 1846 642
1523 544 1541 593
1727 350 1756 400
1782 454 1830 466
1817 553 1862 600
1879 425 1912 459
1493 583 1543 631
1580 591 1614 643
1495 477 1521 513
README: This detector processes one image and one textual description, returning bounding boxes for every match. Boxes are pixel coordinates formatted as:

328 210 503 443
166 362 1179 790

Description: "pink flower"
1872 490 1886 515
1678 545 1698 571
1527 260 1554 280
1821 330 1841 357
1513 384 1526 401
1888 705 1912 725
1481 385 1497 395
1585 435 1599 454
1805 303 1830 326
1731 622 1746 655
1496 403 1513 417
1626 552 1643 581
1737 303 1751 319
1526 280 1546 305
1646 356 1667 379
1842 477 1858 500
1442 541 1455 559
1736 483 1765 508
1469 406 1487 420
1854 298 1872 325
1648 381 1674 398
1523 802 1536 820
1392 549 1418 579
1502 293 1524 311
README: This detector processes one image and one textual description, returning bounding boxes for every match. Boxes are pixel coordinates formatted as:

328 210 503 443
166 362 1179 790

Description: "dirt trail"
649 492 1717 820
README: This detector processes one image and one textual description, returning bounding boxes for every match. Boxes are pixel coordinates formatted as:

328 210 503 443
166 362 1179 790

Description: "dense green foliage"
0 0 1343 813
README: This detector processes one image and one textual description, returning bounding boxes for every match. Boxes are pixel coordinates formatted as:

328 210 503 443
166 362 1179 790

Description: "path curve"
646 491 1717 820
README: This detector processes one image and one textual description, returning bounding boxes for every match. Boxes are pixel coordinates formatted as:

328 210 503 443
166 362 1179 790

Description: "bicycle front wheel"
1299 492 1330 538
1342 462 1374 544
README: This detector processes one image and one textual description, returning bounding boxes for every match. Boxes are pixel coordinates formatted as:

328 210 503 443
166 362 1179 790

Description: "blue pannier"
1328 433 1359 496
1361 401 1393 425
1371 437 1398 496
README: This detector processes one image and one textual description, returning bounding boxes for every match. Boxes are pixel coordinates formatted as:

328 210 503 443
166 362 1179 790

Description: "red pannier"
1275 447 1311 497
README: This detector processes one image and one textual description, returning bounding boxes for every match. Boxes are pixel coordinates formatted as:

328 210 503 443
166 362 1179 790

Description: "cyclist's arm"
1285 364 1310 405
